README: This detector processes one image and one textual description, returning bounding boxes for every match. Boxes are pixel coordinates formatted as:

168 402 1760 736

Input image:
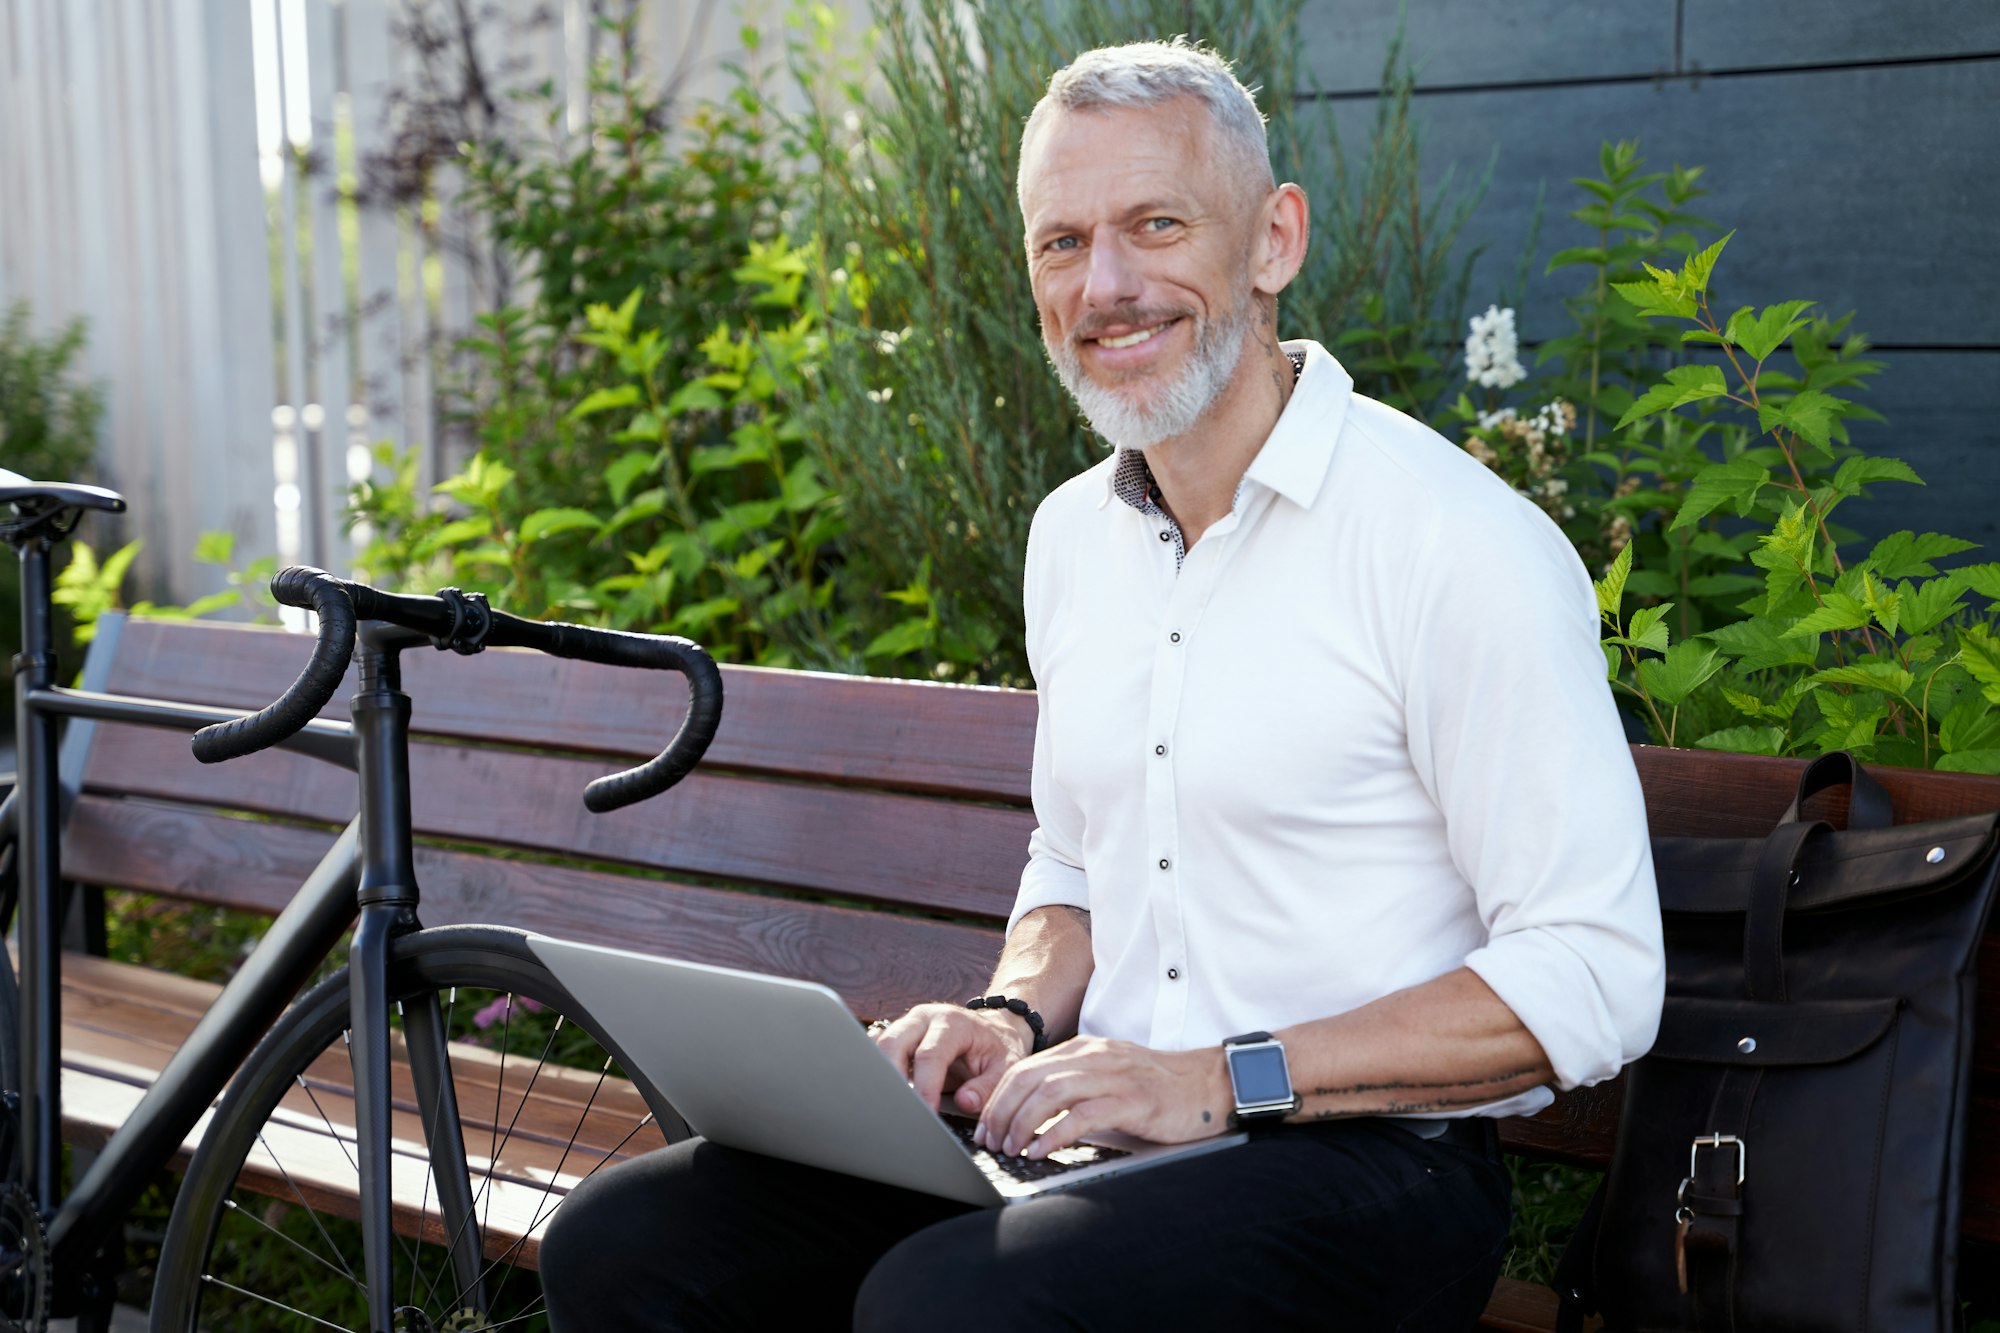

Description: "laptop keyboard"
944 1117 1132 1185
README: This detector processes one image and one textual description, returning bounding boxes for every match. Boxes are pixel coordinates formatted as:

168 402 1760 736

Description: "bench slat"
56 949 667 1270
102 617 1038 802
80 728 1032 920
63 799 1007 1017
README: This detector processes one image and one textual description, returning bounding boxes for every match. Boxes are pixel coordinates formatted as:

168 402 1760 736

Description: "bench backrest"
59 615 2000 1243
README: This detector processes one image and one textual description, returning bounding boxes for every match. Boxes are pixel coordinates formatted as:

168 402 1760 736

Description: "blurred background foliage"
345 0 1487 685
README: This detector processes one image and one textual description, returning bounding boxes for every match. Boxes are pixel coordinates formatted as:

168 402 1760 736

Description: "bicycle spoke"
253 1130 361 1287
220 1198 365 1292
426 1010 571 1313
453 1054 619 1314
200 1273 360 1332
293 1069 421 1276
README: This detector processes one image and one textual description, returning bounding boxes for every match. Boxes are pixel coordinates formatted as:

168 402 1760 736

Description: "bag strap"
1780 750 1892 830
1745 818 1826 1002
1552 1179 1607 1333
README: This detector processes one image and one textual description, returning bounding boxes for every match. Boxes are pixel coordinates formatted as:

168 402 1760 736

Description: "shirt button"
1167 968 1180 980
1158 530 1171 542
1154 744 1167 756
1169 631 1182 643
1158 858 1170 870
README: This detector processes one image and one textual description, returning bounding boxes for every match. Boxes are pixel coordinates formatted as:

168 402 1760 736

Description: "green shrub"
350 0 1493 683
1593 237 1998 771
0 301 105 674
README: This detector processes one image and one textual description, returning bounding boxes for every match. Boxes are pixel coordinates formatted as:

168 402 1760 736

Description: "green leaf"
519 508 602 542
1594 541 1633 616
1694 725 1786 757
1614 364 1728 432
1681 231 1733 295
1810 661 1915 697
604 450 656 506
1864 530 1977 579
1545 246 1607 273
193 531 236 565
1937 749 2000 775
1610 277 1696 321
1783 593 1870 637
1637 639 1723 706
1939 695 2000 755
669 596 740 635
181 589 243 619
1733 300 1815 361
1958 624 2000 704
567 384 642 420
664 381 727 416
1755 389 1843 453
781 457 829 512
1896 577 1966 637
1831 455 1924 495
1670 459 1771 531
1957 563 2000 604
1626 603 1673 654
1602 642 1621 680
1704 618 1820 673
863 618 933 659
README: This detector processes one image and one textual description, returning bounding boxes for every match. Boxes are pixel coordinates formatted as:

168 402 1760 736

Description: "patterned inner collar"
1111 349 1304 515
1110 350 1304 570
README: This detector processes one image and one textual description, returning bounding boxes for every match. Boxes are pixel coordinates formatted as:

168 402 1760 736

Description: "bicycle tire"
150 926 685 1332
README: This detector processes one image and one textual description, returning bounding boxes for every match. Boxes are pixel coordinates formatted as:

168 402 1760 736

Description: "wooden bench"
51 612 2000 1326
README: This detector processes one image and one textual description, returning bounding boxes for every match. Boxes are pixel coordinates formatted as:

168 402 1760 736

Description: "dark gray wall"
1297 0 2000 545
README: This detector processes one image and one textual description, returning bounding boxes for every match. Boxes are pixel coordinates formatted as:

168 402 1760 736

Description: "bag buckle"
1688 1132 1746 1185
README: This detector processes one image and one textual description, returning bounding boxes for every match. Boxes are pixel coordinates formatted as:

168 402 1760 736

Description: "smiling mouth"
1087 318 1180 351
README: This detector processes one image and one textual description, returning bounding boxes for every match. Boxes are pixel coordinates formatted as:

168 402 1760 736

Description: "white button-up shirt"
1009 339 1664 1118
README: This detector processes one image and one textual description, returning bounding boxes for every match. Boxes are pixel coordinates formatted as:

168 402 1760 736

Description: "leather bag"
1558 752 2000 1332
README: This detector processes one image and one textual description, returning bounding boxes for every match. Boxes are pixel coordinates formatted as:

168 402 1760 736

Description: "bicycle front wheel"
151 926 682 1333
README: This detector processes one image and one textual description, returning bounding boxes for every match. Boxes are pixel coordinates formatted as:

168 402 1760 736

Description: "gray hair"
1018 38 1275 204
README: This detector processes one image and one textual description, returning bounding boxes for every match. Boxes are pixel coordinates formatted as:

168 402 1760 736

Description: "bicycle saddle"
0 467 127 514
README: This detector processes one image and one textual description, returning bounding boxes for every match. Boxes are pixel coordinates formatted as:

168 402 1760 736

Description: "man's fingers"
909 1029 968 1111
1025 1097 1114 1158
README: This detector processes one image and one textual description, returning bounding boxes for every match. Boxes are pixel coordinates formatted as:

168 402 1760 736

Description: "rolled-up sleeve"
1403 500 1664 1090
1008 501 1090 935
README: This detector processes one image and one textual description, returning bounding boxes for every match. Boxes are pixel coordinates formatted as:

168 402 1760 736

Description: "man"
542 38 1661 1331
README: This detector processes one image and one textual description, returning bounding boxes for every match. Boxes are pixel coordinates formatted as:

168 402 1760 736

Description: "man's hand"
975 1036 1230 1159
873 1002 1036 1116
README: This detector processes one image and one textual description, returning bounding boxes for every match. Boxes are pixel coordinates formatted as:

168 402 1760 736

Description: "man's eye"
1046 236 1081 252
1143 217 1179 232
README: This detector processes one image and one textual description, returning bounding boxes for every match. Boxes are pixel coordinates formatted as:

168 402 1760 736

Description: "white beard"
1047 296 1253 451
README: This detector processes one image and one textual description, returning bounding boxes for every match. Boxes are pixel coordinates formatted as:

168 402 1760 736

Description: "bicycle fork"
349 628 486 1332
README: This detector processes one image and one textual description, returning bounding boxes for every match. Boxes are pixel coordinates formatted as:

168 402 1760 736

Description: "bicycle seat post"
348 620 427 1333
11 520 70 1216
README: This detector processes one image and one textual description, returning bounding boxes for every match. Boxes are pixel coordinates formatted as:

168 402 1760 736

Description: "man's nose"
1081 230 1143 310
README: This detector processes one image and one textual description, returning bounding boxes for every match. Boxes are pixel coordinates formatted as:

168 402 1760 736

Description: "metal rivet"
1737 1037 1757 1054
1927 846 1946 865
1788 870 1802 887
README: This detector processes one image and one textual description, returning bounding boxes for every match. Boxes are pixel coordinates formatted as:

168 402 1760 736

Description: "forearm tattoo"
1304 1066 1544 1119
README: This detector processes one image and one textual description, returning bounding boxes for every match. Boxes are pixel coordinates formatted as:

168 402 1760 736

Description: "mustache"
1070 307 1193 343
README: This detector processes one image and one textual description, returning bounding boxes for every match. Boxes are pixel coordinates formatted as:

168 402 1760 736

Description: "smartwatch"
1223 1031 1299 1125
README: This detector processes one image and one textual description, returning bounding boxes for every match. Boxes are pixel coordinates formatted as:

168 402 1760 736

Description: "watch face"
1229 1043 1292 1106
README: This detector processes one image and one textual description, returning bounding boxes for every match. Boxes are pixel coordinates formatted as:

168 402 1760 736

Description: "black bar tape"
191 566 357 763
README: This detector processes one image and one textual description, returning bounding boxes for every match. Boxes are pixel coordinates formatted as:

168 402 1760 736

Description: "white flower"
1464 305 1525 390
1476 406 1517 431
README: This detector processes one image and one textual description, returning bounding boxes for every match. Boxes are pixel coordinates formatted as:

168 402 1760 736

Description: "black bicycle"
0 470 721 1332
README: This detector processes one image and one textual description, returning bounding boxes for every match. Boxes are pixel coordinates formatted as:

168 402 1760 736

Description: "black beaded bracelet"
966 994 1049 1053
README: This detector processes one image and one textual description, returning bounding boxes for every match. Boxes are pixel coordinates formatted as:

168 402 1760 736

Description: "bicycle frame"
5 531 468 1325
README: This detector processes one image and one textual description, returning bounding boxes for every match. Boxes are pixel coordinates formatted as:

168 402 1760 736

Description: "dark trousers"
540 1116 1511 1332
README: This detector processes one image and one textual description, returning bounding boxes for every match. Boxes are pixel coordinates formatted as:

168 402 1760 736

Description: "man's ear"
1252 183 1310 297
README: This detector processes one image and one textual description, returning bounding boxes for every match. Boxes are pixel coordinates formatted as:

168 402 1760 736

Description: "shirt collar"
1095 339 1354 512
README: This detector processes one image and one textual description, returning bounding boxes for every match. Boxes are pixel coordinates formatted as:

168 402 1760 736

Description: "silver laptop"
526 935 1246 1207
